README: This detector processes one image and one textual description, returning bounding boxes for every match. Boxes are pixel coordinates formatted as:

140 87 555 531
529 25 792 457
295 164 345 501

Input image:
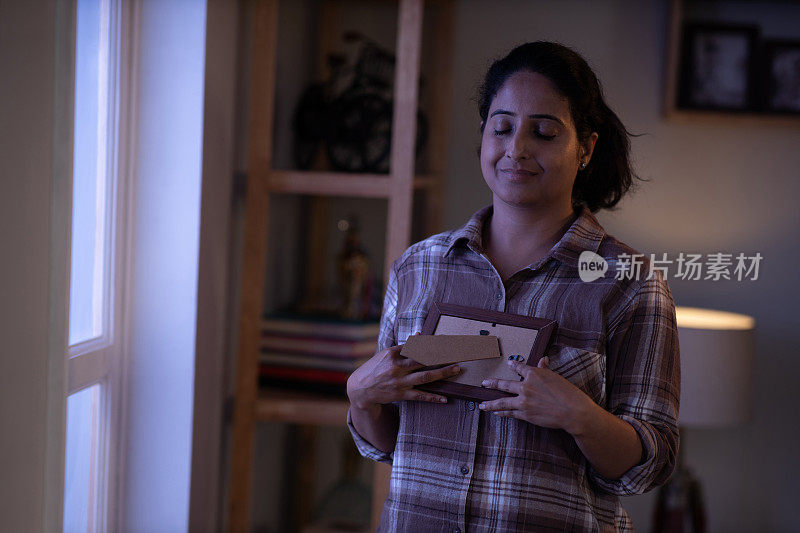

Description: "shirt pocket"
546 346 606 406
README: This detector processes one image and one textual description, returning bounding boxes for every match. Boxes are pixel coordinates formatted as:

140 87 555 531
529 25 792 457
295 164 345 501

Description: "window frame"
60 0 136 530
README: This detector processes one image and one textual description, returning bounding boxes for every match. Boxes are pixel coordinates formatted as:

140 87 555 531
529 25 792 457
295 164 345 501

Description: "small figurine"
337 216 375 321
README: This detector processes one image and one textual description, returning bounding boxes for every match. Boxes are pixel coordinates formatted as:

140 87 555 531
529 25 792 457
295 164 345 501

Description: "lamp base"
652 464 706 533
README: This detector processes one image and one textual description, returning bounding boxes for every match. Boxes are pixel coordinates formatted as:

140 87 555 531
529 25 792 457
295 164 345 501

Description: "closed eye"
493 129 557 140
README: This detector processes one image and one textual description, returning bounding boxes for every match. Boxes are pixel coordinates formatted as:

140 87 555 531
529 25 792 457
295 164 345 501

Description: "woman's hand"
477 357 595 436
347 338 462 414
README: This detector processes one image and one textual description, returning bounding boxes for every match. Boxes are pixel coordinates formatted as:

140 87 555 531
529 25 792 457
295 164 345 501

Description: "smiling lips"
499 168 538 179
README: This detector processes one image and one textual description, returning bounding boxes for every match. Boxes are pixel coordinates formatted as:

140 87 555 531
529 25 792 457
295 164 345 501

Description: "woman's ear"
580 132 599 164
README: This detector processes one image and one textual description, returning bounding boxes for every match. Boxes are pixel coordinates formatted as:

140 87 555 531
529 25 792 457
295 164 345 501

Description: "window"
63 385 101 532
64 0 127 530
69 0 110 348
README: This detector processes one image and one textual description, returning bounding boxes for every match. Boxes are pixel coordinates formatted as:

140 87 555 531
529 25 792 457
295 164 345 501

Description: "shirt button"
460 465 469 475
466 401 476 411
496 292 503 300
455 528 461 533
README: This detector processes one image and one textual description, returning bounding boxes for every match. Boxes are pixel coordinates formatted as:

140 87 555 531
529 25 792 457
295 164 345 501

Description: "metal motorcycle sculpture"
292 31 427 173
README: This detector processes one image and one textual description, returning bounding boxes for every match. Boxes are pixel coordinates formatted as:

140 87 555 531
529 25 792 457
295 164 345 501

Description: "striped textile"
347 204 680 532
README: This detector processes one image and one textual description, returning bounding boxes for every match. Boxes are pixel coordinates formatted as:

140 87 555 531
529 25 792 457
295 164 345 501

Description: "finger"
507 359 532 379
402 388 448 404
480 378 523 395
537 356 550 369
404 364 461 386
390 343 416 363
406 364 461 385
392 332 422 362
387 344 405 358
395 357 424 369
478 398 517 412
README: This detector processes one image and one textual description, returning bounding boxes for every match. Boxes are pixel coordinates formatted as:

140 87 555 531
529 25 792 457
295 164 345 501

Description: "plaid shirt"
347 204 680 532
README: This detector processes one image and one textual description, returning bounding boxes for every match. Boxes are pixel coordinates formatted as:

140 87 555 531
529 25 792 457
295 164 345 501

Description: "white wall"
444 1 800 532
121 1 207 531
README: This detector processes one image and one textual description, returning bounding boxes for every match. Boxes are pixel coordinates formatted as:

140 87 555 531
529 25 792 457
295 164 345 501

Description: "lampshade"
675 306 755 428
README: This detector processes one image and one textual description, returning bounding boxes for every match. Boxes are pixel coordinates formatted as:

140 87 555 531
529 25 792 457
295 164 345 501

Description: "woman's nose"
505 131 531 160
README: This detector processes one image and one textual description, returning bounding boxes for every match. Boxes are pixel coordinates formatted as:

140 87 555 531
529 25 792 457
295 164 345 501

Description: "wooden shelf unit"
226 1 454 531
267 170 440 197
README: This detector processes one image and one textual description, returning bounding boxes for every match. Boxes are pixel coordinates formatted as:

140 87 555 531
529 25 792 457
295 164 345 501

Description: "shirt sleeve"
589 271 681 495
346 405 396 464
376 260 399 352
346 260 400 464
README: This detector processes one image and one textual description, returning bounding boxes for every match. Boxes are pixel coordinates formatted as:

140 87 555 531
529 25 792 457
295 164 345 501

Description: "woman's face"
480 70 596 211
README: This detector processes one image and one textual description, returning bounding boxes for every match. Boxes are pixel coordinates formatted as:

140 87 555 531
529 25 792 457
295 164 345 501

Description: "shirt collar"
444 203 606 270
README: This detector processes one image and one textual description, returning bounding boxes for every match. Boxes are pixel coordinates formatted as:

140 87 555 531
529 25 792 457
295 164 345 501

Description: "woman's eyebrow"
489 109 565 126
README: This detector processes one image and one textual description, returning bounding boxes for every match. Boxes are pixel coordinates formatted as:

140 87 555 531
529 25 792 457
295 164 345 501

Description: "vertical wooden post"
384 0 424 272
281 425 318 532
663 0 683 118
303 0 341 311
424 0 454 236
227 1 278 531
374 0 424 529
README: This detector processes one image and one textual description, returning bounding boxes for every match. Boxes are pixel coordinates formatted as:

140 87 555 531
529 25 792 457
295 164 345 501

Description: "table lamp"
653 306 755 533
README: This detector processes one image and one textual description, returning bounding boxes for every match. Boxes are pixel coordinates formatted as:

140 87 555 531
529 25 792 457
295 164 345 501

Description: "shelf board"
255 388 350 426
412 175 439 190
664 109 800 128
269 170 390 197
266 170 438 198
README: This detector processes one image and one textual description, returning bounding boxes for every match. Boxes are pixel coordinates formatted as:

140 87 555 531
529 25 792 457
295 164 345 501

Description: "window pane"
63 384 101 533
69 0 108 345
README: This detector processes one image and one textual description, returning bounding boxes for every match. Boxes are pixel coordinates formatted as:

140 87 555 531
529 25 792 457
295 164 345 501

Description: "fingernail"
439 397 447 403
452 366 461 373
481 380 488 387
478 403 486 410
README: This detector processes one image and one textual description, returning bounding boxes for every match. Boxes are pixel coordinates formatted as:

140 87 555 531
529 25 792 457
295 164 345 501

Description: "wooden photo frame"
408 301 557 402
678 23 759 111
762 40 800 114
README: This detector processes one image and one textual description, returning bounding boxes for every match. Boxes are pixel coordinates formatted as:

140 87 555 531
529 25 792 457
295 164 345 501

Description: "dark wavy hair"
477 41 641 212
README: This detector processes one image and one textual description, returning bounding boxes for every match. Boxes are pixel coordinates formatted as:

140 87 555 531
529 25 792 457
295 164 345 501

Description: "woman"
346 42 680 532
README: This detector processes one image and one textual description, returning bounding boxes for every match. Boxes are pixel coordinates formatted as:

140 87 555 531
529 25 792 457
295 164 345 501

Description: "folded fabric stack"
259 315 380 396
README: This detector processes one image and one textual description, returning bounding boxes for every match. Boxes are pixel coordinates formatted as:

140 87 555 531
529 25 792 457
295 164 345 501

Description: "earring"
580 161 588 169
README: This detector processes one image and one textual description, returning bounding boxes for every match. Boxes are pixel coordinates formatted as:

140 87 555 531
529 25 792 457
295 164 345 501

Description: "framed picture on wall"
678 23 759 111
762 40 800 114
